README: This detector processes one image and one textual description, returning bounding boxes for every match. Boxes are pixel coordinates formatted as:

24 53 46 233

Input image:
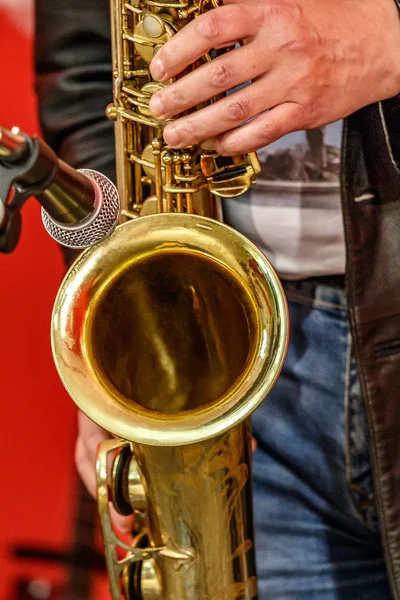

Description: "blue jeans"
251 277 393 599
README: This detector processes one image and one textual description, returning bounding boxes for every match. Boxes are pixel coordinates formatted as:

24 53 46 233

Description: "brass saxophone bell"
52 213 287 446
52 212 288 600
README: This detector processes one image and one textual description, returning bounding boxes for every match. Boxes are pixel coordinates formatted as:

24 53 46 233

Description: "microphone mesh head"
41 169 120 249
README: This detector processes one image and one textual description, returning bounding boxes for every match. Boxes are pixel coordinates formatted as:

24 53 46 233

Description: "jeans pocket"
345 339 379 532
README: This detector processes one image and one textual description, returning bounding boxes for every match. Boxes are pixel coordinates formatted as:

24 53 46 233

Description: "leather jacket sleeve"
34 0 116 184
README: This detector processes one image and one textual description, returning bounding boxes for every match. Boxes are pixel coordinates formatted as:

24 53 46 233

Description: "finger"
75 412 109 498
162 78 273 148
77 410 109 465
150 42 267 120
75 437 134 536
75 435 98 499
213 102 307 155
75 414 135 536
150 3 262 81
110 506 135 538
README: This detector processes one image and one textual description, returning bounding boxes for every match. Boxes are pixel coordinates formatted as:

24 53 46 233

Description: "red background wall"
0 4 89 597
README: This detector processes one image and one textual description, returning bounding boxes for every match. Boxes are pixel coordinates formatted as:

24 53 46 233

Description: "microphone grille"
41 169 120 249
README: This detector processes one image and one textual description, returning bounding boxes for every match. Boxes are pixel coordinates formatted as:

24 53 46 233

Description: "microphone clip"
0 125 120 253
0 126 58 253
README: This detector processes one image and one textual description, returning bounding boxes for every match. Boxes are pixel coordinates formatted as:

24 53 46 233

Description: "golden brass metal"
109 0 261 218
50 0 289 597
53 216 288 599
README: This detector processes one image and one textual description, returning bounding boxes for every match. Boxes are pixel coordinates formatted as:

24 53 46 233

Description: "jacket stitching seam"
344 336 375 527
378 101 400 175
344 330 352 489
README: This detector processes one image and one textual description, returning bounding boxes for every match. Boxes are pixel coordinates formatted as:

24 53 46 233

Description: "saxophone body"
51 0 289 597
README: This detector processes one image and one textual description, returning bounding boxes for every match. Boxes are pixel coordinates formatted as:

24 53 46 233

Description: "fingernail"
150 56 165 81
150 93 166 118
164 124 180 147
200 138 215 151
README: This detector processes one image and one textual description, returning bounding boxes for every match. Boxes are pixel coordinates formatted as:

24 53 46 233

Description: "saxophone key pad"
134 14 175 65
143 14 165 38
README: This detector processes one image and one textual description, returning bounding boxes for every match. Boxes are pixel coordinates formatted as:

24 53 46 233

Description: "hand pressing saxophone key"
149 0 400 155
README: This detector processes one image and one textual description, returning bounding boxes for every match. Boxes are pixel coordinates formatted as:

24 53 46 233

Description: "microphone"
0 126 120 250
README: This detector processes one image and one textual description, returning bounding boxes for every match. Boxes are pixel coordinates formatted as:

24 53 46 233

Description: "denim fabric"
251 277 393 599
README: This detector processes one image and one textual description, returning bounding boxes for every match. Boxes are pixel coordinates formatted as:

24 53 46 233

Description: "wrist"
372 0 400 99
389 0 400 95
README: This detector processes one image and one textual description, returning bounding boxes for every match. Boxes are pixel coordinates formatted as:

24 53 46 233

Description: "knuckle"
157 42 175 71
226 97 251 123
291 56 315 89
263 0 297 24
295 103 311 128
181 118 197 139
280 27 309 55
262 0 281 20
196 12 220 40
298 91 313 110
171 117 196 145
261 117 281 141
210 61 234 89
218 136 242 156
168 86 184 111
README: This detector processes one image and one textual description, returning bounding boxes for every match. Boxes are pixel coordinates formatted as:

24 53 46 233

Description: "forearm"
34 0 116 183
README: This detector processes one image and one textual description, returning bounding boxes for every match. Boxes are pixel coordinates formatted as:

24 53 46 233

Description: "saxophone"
49 0 289 597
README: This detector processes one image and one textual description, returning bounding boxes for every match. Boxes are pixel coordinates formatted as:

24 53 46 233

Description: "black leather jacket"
35 0 400 595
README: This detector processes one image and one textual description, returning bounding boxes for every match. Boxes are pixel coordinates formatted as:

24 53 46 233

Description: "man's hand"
149 0 400 155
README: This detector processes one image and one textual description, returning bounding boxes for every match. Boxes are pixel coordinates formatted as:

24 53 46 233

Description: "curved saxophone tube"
50 0 290 597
